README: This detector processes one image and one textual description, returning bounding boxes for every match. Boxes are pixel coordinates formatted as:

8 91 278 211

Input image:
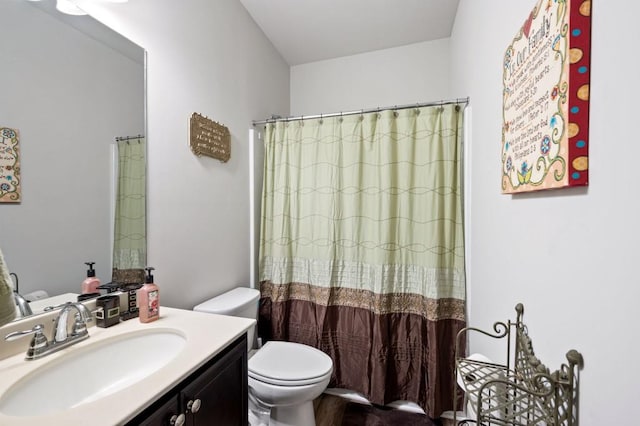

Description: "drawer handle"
187 398 202 413
170 413 186 426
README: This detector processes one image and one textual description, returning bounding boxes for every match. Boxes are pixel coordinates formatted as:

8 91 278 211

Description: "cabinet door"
137 395 181 426
182 336 248 426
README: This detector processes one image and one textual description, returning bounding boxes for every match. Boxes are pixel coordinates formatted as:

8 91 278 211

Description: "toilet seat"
248 341 333 387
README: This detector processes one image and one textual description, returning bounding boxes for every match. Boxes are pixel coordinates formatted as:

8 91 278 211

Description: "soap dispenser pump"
138 267 159 323
81 262 101 294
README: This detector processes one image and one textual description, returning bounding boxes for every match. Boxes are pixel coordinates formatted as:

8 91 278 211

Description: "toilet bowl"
194 287 334 426
249 341 333 426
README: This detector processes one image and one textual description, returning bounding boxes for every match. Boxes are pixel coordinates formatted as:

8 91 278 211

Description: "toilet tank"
193 287 261 348
193 287 260 318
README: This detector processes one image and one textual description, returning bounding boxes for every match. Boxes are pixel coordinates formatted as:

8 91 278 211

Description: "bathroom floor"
313 394 441 426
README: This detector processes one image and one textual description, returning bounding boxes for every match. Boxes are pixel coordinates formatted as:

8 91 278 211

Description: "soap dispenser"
81 262 101 294
138 267 159 323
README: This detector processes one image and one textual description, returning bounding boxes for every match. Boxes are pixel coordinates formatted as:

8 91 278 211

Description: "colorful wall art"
502 0 591 193
0 127 20 203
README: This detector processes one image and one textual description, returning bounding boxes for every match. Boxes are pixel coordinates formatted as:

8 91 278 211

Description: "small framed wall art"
502 0 592 193
0 127 21 203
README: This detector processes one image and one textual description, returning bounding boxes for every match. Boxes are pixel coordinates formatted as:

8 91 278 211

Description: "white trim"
249 129 256 289
110 144 118 270
463 105 472 324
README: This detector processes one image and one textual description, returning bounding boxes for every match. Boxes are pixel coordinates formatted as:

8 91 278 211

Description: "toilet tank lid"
193 287 260 315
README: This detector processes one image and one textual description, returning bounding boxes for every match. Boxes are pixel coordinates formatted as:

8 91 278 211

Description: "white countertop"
0 307 255 425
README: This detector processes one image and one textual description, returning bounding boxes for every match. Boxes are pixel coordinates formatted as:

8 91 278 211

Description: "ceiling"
239 0 461 66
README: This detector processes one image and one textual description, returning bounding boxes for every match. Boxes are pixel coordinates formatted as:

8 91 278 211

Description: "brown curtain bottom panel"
259 295 466 418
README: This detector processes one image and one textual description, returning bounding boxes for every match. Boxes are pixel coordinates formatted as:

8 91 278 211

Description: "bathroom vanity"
0 307 254 425
130 333 247 425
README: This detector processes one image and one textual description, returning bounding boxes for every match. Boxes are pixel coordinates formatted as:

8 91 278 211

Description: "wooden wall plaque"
189 113 231 162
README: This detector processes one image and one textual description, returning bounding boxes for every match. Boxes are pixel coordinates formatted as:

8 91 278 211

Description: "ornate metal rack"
453 304 583 426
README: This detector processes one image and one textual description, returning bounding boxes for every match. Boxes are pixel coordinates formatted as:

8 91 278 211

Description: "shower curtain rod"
114 134 145 142
252 97 469 125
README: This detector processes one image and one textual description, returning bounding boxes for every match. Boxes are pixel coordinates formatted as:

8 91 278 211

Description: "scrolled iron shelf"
453 304 583 426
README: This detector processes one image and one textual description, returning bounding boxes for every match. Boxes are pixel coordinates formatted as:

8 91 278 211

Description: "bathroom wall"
450 0 640 424
82 0 290 309
81 0 640 422
0 1 143 296
290 38 452 115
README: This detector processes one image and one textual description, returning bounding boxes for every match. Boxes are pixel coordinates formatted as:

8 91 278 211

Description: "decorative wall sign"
502 0 591 193
0 127 21 203
189 113 231 162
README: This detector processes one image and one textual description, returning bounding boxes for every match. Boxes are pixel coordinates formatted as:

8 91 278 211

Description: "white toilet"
193 287 333 426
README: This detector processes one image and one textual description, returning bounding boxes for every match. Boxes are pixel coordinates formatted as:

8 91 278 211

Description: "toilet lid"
249 341 333 385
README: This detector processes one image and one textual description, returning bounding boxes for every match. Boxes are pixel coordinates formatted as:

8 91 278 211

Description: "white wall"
451 1 640 423
83 0 290 310
71 0 638 421
0 1 143 296
290 38 451 115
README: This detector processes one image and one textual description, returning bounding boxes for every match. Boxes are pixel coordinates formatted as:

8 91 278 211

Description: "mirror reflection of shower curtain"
113 137 146 271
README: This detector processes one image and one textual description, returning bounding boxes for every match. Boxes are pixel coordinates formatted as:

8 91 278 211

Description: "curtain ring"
339 112 343 123
319 113 323 125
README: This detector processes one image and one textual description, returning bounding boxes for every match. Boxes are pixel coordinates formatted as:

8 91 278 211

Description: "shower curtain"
258 104 466 417
112 137 146 274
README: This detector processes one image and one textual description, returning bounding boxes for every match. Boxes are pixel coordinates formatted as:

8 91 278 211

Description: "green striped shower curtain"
258 104 466 418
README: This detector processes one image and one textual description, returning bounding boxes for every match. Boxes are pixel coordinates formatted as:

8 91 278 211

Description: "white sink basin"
0 328 186 417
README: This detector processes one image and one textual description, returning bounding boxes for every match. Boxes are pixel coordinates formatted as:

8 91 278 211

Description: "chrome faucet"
14 291 33 317
53 302 93 343
4 302 93 361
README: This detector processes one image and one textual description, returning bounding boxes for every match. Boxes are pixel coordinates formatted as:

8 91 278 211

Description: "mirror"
0 0 145 323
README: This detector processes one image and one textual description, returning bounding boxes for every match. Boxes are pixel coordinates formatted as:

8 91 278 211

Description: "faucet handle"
4 324 49 360
71 312 89 336
4 324 45 341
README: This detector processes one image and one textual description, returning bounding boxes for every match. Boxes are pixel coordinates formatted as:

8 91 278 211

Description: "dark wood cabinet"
130 334 248 426
137 396 180 426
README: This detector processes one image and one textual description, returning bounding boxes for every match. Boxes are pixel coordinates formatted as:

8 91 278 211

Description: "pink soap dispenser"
138 267 159 323
81 262 101 294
